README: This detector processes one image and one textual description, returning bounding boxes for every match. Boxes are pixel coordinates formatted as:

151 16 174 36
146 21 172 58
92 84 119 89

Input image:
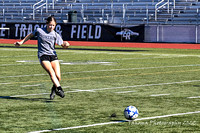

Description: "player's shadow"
193 85 200 87
0 96 54 103
109 114 128 122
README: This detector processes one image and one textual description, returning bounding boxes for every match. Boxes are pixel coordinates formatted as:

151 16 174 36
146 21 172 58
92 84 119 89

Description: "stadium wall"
145 25 199 44
0 23 144 42
0 23 199 43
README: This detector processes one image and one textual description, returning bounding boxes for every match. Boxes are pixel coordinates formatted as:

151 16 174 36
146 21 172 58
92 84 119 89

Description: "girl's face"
46 20 56 32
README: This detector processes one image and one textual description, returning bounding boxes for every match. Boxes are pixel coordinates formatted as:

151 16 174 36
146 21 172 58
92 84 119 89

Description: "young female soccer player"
14 16 70 100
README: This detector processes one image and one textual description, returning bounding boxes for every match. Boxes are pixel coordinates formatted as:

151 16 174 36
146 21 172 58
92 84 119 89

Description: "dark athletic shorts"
39 55 58 62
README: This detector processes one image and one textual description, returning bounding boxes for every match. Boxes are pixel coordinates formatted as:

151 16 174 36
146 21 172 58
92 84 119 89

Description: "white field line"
21 84 41 87
187 96 200 99
60 61 114 65
16 60 38 63
59 50 200 57
2 47 200 57
0 74 47 79
150 94 170 97
68 89 96 92
0 60 62 66
91 80 200 91
0 57 169 67
115 91 136 94
62 86 70 89
1 64 200 79
0 55 199 66
0 82 11 85
0 55 35 58
0 48 37 51
9 90 95 97
0 62 40 66
111 57 171 60
8 80 200 97
10 93 49 97
28 111 200 133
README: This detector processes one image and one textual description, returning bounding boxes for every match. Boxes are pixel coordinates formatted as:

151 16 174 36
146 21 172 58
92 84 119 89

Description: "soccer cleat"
50 85 56 100
56 90 65 98
56 87 65 98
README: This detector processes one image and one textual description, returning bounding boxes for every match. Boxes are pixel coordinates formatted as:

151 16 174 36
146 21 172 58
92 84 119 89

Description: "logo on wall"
116 29 139 40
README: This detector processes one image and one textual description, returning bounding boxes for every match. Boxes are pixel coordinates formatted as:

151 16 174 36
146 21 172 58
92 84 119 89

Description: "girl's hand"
14 33 34 47
62 41 70 49
14 41 23 47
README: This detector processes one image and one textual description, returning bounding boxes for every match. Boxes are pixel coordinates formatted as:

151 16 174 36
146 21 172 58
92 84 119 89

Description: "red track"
1 39 200 49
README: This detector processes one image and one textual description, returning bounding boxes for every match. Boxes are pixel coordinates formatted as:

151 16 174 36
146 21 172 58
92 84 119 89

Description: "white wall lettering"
70 24 102 40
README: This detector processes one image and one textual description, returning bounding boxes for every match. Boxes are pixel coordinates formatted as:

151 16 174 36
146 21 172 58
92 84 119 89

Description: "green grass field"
0 43 200 133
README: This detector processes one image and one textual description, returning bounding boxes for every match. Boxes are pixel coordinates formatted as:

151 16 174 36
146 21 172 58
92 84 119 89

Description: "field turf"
0 43 200 133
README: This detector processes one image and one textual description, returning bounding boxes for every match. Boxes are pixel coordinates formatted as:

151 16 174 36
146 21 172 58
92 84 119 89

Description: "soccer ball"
124 106 139 120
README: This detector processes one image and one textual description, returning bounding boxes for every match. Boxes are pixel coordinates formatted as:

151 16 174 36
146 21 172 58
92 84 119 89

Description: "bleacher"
0 0 199 25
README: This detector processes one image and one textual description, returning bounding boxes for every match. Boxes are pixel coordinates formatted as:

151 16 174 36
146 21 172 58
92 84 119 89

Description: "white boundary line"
0 82 11 85
187 96 200 99
1 64 200 79
10 93 49 97
28 111 200 133
8 79 200 97
115 91 136 94
2 47 200 57
21 84 41 87
0 48 37 51
0 57 173 67
150 94 170 97
0 55 35 58
91 80 200 91
0 63 40 66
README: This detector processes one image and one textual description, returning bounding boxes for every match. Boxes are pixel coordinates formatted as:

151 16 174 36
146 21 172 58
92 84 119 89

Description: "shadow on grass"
0 96 54 103
193 85 200 87
110 120 128 122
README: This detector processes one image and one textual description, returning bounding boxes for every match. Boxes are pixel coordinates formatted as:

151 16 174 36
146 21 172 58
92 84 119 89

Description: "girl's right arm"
14 33 34 46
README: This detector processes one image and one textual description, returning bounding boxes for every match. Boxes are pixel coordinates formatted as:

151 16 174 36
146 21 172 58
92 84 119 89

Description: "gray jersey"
32 27 63 58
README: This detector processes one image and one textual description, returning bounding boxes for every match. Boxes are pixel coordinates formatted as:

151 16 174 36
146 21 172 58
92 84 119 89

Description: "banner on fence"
0 23 144 42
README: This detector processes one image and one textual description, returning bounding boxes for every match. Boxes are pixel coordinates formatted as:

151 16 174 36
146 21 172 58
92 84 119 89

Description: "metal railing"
33 0 56 20
155 0 175 21
33 0 47 20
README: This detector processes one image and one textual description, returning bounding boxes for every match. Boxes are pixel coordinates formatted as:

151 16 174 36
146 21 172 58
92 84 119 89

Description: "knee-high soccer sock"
52 84 56 90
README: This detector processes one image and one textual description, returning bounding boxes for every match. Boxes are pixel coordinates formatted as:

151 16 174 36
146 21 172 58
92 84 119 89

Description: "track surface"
1 39 200 49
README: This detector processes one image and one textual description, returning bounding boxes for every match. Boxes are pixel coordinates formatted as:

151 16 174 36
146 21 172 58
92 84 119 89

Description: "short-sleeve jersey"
32 27 63 58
